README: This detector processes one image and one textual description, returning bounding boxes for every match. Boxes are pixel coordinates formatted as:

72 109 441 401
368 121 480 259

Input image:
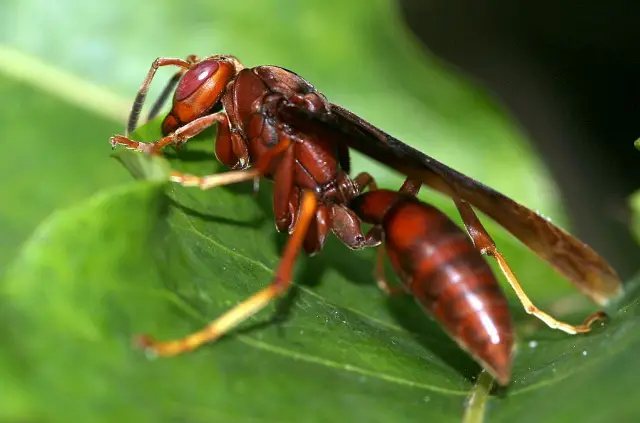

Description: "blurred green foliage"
1 0 638 422
631 191 640 245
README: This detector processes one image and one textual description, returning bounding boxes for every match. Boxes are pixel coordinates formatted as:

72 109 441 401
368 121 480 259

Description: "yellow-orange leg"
453 197 606 334
126 57 195 136
111 112 227 154
136 191 318 357
169 137 292 190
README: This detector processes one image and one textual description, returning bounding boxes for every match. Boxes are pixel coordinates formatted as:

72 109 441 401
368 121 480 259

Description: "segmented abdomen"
384 199 514 381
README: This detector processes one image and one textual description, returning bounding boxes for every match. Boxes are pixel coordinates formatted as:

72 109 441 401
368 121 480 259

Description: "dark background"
400 0 640 277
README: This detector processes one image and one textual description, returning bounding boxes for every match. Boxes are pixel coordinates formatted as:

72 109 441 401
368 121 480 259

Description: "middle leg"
169 136 293 190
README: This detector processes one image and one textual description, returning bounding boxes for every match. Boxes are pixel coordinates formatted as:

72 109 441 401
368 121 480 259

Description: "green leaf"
631 190 640 245
2 0 637 420
111 149 171 182
3 123 638 423
0 58 132 275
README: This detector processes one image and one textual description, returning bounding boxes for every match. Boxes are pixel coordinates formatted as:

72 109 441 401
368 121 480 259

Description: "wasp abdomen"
383 199 514 384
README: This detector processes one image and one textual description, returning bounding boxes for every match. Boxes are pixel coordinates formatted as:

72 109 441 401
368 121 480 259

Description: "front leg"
144 55 200 125
110 112 228 155
126 57 194 136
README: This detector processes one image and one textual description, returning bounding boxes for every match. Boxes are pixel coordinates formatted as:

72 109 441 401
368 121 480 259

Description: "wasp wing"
279 102 622 306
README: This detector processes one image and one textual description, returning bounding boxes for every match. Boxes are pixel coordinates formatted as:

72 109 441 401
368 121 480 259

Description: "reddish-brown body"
112 54 618 386
351 190 514 383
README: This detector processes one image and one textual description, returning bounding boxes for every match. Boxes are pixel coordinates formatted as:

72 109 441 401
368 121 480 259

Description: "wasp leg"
136 191 318 357
111 112 228 155
143 55 200 125
126 57 194 136
453 197 606 334
168 136 292 190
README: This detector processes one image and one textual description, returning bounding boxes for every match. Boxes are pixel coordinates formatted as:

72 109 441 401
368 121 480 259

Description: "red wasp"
111 54 622 385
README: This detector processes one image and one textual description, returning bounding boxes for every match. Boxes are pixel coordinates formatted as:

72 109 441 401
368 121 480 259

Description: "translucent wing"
278 102 623 306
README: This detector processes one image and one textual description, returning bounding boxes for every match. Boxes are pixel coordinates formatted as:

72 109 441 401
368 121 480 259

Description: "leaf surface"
2 133 638 423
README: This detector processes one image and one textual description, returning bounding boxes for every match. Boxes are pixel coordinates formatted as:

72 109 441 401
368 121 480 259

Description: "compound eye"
175 59 220 101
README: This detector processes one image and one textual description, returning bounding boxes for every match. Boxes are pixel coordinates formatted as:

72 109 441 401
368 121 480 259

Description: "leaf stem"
0 44 129 123
462 370 494 423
